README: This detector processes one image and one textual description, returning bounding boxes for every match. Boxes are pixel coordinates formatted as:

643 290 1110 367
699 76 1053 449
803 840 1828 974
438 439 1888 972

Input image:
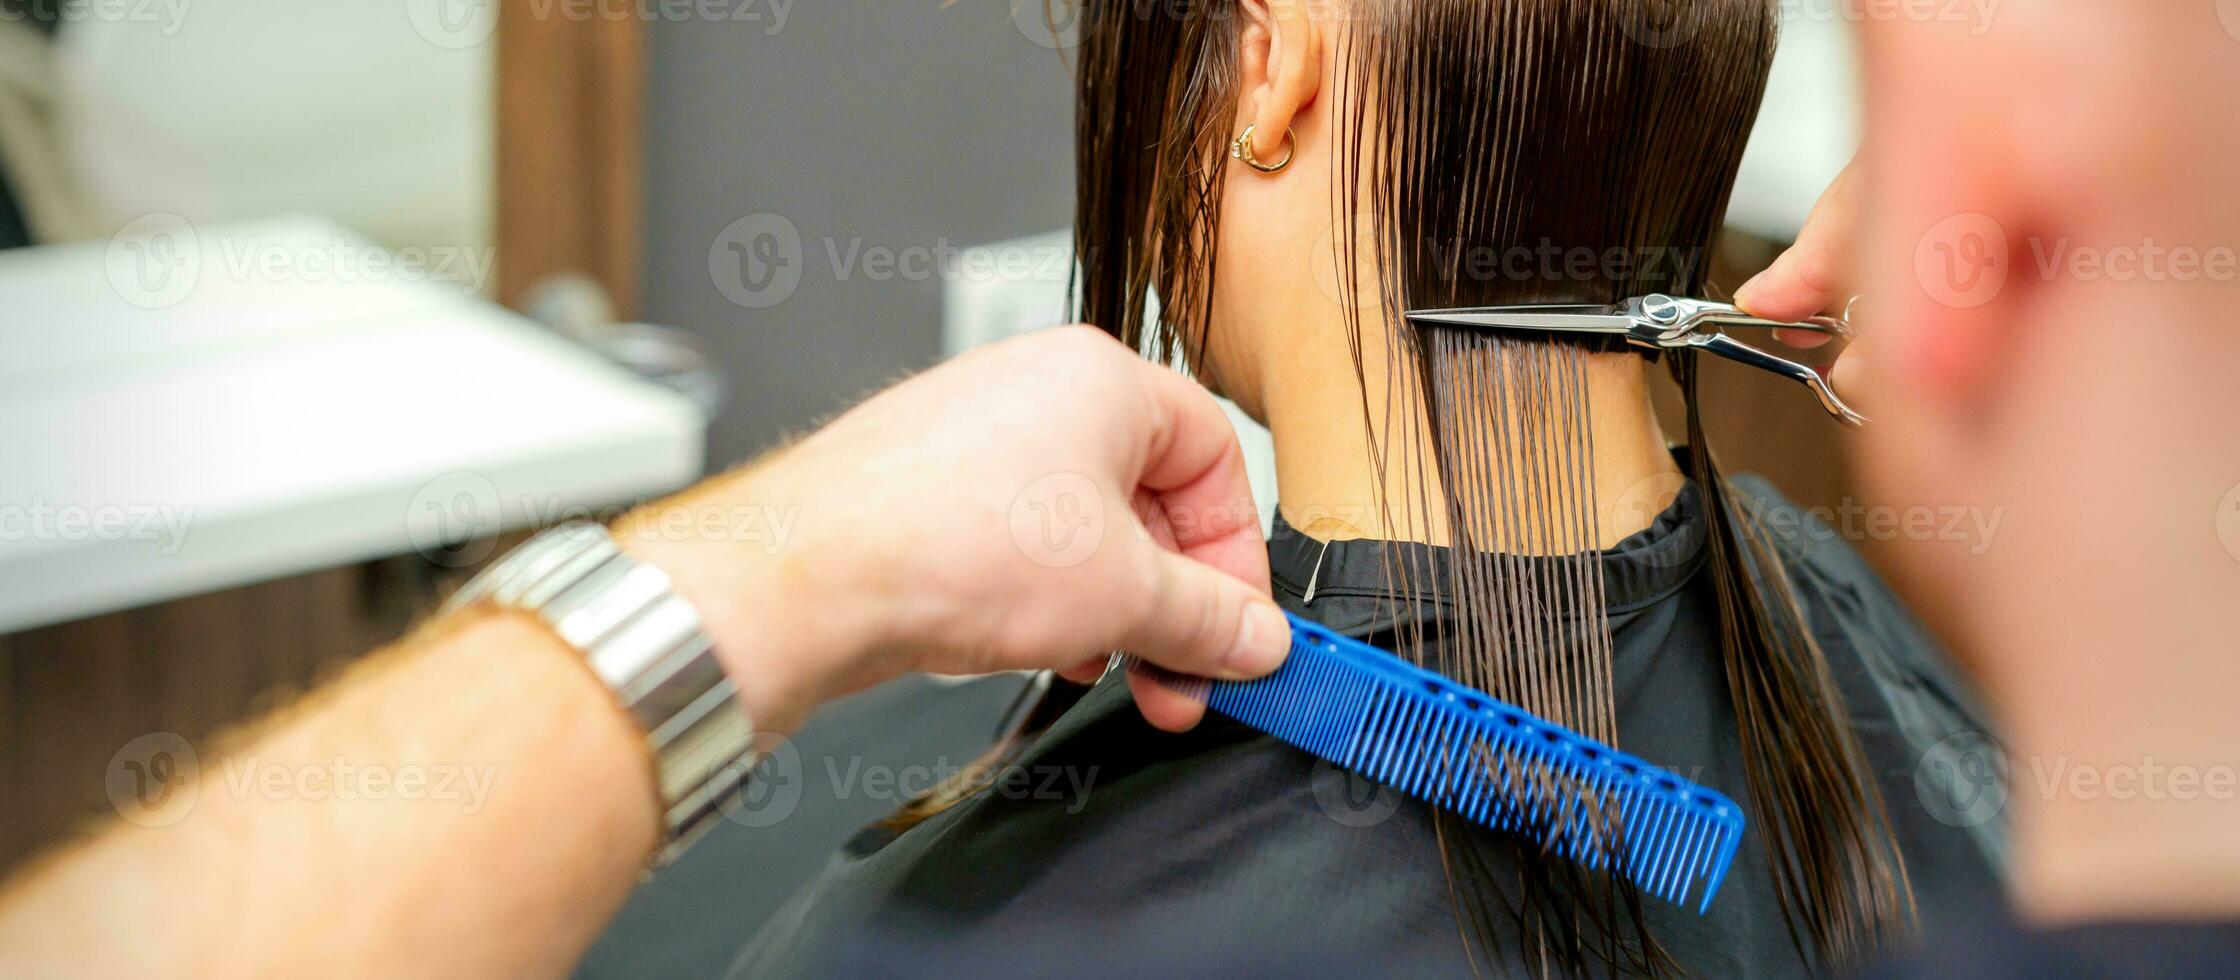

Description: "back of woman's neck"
1263 351 1682 548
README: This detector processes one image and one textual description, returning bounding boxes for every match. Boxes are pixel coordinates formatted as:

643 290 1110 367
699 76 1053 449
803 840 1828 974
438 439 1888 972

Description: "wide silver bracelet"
443 522 757 867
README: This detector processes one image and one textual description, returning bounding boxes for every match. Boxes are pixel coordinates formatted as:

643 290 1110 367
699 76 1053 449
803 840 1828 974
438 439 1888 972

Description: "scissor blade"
1403 307 1634 334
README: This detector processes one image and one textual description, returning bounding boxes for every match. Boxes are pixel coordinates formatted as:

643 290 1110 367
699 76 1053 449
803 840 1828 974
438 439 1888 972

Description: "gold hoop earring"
1229 124 1295 174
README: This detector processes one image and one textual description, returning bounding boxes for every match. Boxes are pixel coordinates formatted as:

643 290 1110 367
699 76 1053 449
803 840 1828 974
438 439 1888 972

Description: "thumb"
1736 157 1862 340
1115 549 1291 681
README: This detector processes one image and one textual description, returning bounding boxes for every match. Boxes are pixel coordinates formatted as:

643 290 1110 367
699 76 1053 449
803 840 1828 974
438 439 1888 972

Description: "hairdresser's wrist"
610 461 883 738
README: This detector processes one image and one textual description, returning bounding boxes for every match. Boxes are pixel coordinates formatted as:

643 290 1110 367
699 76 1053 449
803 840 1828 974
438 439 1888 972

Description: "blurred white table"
0 217 705 634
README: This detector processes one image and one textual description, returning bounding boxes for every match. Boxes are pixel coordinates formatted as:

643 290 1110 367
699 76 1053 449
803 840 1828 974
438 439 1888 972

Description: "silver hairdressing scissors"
1404 293 1866 427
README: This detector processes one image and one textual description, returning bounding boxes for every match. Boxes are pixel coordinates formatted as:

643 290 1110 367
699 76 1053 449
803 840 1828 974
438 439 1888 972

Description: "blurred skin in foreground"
1740 2 2240 926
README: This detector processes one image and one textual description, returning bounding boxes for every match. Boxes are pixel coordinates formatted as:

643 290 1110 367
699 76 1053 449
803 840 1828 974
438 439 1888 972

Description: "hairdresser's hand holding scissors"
1734 157 1873 411
0 325 1285 978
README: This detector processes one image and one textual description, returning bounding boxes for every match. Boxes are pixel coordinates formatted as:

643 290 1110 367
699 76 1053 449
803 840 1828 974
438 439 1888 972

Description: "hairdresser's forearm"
0 490 864 980
0 328 1285 975
0 610 665 978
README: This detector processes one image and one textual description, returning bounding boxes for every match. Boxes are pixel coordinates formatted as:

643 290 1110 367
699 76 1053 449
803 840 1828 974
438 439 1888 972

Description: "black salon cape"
1861 920 2240 979
728 475 2007 978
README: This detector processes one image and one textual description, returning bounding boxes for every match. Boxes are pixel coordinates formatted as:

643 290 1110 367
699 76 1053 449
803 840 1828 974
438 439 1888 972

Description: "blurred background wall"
641 4 1078 467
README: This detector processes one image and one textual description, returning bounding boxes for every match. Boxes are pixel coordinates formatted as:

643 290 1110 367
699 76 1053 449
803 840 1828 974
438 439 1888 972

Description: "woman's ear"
1237 0 1325 162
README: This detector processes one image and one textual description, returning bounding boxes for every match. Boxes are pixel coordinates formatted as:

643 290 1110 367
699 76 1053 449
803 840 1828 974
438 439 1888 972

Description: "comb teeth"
1124 613 1746 914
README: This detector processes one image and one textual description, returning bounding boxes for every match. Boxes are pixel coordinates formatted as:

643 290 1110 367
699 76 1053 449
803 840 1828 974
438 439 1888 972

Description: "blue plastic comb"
1127 612 1745 913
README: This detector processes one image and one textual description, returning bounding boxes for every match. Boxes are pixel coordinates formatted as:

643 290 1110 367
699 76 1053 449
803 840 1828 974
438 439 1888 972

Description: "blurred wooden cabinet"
496 3 645 316
0 557 454 867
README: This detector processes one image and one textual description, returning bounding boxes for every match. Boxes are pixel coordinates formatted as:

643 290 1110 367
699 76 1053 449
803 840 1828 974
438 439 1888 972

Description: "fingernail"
1226 602 1290 677
1733 273 1764 308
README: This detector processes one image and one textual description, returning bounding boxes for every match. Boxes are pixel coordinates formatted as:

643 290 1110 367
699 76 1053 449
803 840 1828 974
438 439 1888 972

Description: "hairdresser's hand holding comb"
617 326 1289 735
1733 158 1874 412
